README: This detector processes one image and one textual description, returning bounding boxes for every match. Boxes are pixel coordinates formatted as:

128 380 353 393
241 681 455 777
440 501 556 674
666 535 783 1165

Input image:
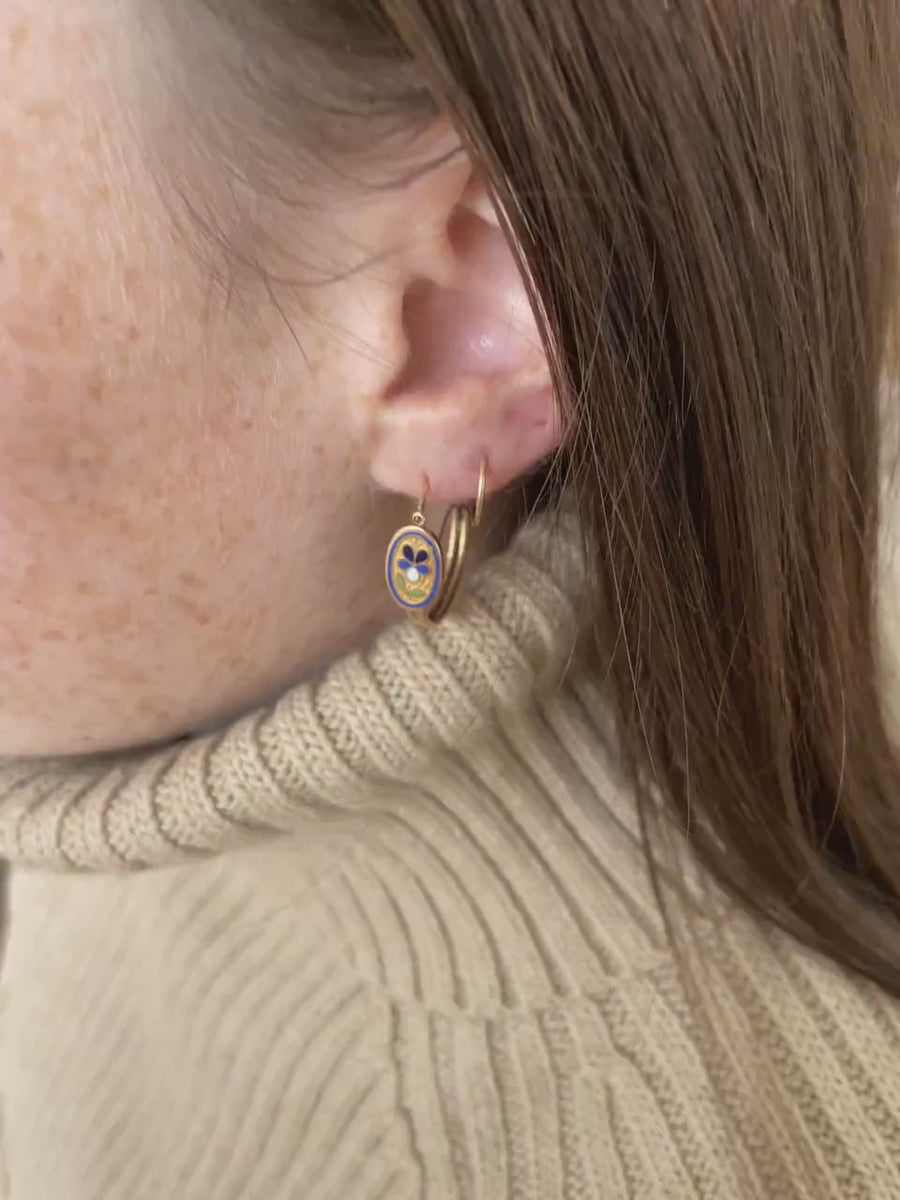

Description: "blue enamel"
386 528 442 611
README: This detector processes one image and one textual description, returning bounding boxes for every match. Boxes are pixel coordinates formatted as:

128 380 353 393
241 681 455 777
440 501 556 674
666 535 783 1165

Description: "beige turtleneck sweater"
2 513 900 1200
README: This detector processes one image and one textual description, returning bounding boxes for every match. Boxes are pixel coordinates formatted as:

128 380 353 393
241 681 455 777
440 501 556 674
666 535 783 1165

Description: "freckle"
46 279 85 350
94 600 132 635
136 695 167 719
9 203 40 234
75 580 93 596
127 322 140 343
172 595 212 627
10 322 47 356
51 442 72 473
87 376 104 402
178 571 202 590
41 628 65 642
25 98 62 123
23 364 50 400
9 21 29 54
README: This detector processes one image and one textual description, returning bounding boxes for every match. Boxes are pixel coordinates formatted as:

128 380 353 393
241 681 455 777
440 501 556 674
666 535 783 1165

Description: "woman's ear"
369 180 560 504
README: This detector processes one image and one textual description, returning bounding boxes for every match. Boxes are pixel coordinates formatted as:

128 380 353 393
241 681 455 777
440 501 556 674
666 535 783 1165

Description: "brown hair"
225 1 900 991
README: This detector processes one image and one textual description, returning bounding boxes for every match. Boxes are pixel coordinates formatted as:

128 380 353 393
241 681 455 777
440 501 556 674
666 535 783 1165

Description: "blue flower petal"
415 549 429 564
418 565 429 577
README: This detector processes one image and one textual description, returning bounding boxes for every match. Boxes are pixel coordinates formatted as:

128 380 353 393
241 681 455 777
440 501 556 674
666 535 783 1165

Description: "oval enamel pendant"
386 524 443 615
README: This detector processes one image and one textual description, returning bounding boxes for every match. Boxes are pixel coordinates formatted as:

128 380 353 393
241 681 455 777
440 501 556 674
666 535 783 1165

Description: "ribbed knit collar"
0 510 585 873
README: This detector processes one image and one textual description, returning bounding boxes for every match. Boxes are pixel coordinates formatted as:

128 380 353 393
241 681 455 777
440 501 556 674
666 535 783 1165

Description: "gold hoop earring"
385 460 488 624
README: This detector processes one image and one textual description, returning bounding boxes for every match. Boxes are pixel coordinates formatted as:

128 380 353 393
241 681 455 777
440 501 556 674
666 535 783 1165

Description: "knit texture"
2 513 900 1199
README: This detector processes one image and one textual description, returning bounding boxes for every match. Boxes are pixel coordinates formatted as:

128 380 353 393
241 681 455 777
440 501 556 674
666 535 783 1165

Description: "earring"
385 460 487 624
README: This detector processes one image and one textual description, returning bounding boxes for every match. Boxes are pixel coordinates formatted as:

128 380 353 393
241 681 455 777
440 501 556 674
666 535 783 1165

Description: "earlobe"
369 189 561 505
370 368 559 504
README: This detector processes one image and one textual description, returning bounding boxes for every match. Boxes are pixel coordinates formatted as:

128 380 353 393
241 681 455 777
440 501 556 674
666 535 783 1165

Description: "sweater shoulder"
5 821 900 1198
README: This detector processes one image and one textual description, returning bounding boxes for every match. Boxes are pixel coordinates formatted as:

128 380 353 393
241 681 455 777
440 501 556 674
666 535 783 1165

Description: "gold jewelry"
385 460 487 623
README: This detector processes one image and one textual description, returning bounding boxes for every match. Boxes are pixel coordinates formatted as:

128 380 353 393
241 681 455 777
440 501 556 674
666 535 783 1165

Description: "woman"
1 1 899 1196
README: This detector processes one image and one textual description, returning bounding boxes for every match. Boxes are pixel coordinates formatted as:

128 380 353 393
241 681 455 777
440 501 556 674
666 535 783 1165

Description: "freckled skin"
0 1 422 755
